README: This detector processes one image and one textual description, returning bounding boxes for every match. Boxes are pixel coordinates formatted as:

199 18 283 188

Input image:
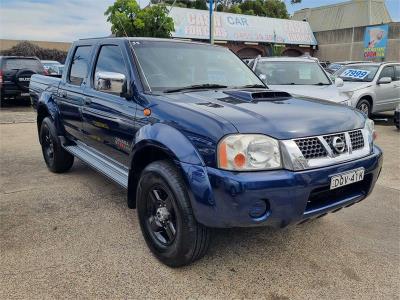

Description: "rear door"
81 42 136 167
57 45 93 140
375 65 398 111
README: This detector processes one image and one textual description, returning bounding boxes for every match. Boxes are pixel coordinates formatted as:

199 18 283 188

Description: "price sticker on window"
341 69 370 79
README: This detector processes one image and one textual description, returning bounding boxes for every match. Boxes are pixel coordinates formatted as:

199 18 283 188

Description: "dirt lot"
1 106 399 299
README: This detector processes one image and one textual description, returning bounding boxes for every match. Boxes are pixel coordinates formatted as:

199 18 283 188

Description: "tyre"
40 117 74 173
356 98 371 117
136 160 210 267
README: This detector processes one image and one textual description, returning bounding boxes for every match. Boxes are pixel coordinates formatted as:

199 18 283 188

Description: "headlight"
345 91 354 98
340 99 352 106
364 118 376 141
217 134 281 171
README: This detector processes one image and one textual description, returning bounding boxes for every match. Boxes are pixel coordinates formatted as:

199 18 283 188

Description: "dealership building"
169 7 317 58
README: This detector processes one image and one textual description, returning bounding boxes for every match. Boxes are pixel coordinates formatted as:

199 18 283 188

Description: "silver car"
250 57 351 106
334 62 400 117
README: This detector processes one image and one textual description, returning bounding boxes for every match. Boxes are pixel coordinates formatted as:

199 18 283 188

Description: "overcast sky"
0 0 399 42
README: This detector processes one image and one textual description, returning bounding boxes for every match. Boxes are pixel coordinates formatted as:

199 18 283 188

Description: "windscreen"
254 61 331 85
132 41 263 92
337 65 379 82
4 58 44 72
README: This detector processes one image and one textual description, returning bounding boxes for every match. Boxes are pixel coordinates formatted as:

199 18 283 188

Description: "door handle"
60 91 67 98
83 97 92 105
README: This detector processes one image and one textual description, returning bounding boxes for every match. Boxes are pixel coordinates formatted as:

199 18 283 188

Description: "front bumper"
181 145 382 228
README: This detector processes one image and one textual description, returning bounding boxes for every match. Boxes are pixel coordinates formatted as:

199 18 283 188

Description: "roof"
292 0 392 32
76 37 224 48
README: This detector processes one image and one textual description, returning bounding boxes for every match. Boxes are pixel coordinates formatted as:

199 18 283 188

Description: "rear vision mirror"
259 74 267 81
377 77 392 84
335 78 344 87
95 71 127 97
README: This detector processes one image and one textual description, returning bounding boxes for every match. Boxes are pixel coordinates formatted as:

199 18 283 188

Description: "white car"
250 57 351 106
334 62 400 117
41 60 64 76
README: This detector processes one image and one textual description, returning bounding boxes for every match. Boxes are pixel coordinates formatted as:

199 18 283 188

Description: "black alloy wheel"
39 117 74 173
145 185 177 246
136 160 210 267
41 123 55 165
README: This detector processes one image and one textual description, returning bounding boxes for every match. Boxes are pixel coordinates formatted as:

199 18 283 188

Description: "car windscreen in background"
4 59 44 72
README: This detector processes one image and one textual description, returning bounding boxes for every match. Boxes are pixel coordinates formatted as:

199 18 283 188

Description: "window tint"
94 45 128 92
394 65 400 81
379 66 395 80
69 46 91 85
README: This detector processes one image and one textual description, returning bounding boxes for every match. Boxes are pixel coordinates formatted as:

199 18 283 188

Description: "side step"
63 142 129 189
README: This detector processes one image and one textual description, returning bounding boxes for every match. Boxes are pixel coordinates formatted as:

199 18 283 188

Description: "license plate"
330 168 365 190
20 93 29 96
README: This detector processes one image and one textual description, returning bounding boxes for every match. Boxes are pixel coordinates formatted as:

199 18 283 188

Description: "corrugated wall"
314 22 400 62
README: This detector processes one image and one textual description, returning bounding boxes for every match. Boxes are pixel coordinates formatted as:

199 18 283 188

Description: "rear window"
4 58 44 72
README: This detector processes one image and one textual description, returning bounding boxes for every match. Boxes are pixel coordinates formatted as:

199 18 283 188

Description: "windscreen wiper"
238 84 267 89
314 82 331 85
164 84 228 93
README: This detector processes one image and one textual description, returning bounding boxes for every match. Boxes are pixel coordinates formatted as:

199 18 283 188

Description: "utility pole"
209 0 214 44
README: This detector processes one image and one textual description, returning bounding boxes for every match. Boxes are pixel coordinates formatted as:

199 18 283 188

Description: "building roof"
292 0 392 32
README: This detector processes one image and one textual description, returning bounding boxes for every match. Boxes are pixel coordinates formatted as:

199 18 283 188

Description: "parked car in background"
0 56 45 104
41 60 64 76
326 61 367 74
335 62 400 117
30 37 382 267
250 57 351 105
319 60 331 69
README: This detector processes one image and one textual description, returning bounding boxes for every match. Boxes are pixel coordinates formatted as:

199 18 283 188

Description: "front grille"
323 133 347 152
294 138 327 159
349 130 364 150
305 174 372 212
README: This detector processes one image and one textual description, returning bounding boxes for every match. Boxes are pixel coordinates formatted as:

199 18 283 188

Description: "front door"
375 65 399 112
81 44 136 167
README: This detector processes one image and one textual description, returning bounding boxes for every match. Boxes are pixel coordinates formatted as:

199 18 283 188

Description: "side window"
94 45 128 94
68 46 92 86
379 66 395 80
394 65 400 81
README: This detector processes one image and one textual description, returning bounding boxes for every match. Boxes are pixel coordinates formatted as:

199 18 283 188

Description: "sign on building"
363 24 389 59
169 7 317 45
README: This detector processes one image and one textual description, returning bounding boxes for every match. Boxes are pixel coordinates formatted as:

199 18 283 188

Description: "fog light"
249 199 268 218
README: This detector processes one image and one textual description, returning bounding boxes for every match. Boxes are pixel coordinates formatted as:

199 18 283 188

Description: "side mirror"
335 78 344 87
259 74 267 81
377 77 392 84
95 71 127 96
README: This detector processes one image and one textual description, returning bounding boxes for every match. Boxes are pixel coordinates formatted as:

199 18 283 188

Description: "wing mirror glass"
95 71 127 96
335 78 344 87
377 77 392 84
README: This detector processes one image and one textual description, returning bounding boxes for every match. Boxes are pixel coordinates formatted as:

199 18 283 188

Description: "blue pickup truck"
29 38 382 267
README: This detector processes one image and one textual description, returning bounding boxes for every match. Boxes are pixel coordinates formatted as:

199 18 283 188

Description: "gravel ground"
0 107 399 299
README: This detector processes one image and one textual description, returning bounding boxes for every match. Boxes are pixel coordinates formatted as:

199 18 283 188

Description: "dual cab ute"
30 38 382 267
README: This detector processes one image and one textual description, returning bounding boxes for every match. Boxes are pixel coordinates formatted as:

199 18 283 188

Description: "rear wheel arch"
37 104 51 138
